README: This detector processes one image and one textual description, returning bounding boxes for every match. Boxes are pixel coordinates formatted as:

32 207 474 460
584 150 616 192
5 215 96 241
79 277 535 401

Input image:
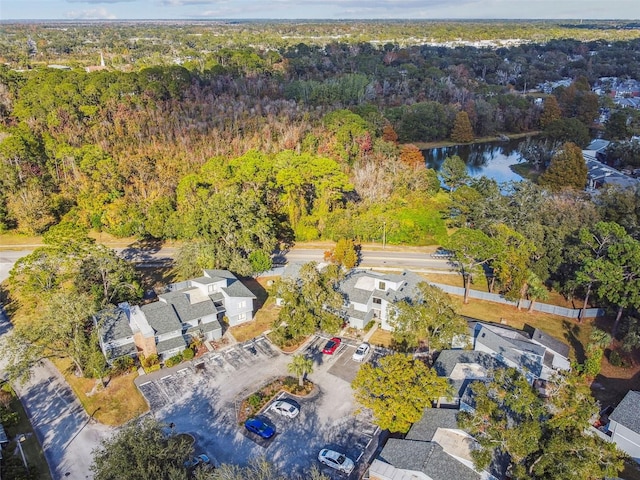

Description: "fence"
429 282 605 319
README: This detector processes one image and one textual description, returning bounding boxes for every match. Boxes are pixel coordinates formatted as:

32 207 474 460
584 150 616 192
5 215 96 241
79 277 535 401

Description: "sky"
1 0 640 21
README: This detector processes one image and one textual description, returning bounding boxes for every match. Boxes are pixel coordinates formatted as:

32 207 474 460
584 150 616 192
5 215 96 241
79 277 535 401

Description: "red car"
322 337 342 354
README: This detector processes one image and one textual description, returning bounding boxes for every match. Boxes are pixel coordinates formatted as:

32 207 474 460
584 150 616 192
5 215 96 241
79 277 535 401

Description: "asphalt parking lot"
136 335 384 479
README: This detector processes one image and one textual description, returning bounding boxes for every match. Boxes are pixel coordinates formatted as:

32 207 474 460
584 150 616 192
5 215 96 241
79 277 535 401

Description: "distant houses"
95 269 255 363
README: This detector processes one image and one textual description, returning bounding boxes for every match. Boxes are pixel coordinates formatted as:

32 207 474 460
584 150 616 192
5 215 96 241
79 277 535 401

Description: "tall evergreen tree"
539 142 587 191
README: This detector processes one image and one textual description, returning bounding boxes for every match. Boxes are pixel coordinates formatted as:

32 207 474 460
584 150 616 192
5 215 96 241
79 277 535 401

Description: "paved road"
0 245 452 283
285 248 453 270
0 304 113 480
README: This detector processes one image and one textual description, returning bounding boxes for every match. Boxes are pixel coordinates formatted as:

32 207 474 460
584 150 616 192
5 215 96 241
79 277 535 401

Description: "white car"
318 449 355 474
352 342 370 362
270 400 300 418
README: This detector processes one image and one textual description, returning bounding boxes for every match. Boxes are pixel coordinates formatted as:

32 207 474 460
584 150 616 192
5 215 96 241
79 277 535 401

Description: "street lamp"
16 434 28 472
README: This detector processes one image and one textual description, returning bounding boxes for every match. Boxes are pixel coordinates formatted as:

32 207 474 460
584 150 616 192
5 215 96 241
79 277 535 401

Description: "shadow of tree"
562 320 586 364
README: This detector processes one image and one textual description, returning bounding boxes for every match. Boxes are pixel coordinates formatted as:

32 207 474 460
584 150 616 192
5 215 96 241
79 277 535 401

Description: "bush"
247 393 263 409
140 354 159 369
182 348 195 360
165 355 183 368
364 320 376 332
609 350 623 367
111 356 135 375
583 345 603 377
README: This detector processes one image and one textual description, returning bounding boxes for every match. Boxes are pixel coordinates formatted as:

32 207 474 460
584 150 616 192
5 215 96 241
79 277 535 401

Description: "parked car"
322 337 342 354
270 399 300 418
184 454 210 468
352 342 370 362
318 448 355 474
244 417 275 439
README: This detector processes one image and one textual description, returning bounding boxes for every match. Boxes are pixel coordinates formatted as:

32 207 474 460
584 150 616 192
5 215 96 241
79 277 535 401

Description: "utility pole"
382 221 386 250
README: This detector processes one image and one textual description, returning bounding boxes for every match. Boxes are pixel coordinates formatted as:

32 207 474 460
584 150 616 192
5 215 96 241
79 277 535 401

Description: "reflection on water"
422 139 527 184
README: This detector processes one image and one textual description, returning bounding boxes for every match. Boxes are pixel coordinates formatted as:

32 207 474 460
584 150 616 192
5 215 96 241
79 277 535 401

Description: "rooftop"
610 390 640 435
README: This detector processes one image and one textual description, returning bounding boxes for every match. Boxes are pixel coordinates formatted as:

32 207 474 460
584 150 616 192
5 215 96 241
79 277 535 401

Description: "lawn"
53 358 148 426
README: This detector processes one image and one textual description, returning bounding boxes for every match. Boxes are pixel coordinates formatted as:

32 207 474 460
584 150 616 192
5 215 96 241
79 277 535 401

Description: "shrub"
583 345 603 377
609 350 623 367
111 356 135 375
140 354 159 369
165 355 183 368
247 393 263 409
364 320 376 332
182 348 195 360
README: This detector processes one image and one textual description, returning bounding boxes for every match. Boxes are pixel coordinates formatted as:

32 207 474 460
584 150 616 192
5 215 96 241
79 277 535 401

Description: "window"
373 297 382 305
238 313 247 322
378 281 386 290
238 300 246 309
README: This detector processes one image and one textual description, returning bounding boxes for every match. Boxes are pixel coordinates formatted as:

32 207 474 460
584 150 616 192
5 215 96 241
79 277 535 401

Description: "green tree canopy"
458 368 625 480
352 353 451 433
389 282 468 352
91 417 192 480
272 262 344 344
539 142 587 191
439 155 469 192
287 354 314 387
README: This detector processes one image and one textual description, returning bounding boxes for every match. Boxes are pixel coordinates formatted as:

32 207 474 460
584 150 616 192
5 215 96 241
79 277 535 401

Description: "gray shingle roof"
141 302 182 335
204 269 256 298
379 438 432 472
156 335 187 355
531 328 570 358
378 438 481 480
338 269 424 307
106 343 138 360
405 409 459 442
95 307 133 343
610 391 640 435
475 325 543 378
167 294 218 323
433 350 501 377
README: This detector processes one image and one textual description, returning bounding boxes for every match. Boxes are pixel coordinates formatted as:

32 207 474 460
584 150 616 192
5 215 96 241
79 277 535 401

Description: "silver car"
318 448 355 474
270 399 300 418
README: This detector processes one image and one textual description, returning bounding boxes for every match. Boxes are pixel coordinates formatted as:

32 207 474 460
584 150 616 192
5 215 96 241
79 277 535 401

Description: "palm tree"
288 354 314 387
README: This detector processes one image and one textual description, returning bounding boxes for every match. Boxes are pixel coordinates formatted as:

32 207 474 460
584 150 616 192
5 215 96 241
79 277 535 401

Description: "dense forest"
2 20 640 480
1 20 640 328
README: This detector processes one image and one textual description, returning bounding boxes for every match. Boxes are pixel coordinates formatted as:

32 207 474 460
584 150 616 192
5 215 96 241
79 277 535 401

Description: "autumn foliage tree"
399 144 425 168
539 95 562 129
450 111 474 143
326 238 359 269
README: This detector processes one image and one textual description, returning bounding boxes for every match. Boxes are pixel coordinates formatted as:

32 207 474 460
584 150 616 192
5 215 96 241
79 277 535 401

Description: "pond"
422 138 530 184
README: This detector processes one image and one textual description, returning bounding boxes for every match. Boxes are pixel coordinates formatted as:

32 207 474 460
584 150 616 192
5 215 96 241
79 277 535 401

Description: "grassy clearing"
422 272 585 310
53 358 148 426
231 297 278 343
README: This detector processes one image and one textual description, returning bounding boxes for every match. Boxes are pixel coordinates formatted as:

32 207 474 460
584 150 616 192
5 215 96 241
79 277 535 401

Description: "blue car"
244 417 275 439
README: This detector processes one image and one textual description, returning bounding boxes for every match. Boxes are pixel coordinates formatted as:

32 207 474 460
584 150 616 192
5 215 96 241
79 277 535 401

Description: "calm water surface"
422 139 528 183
